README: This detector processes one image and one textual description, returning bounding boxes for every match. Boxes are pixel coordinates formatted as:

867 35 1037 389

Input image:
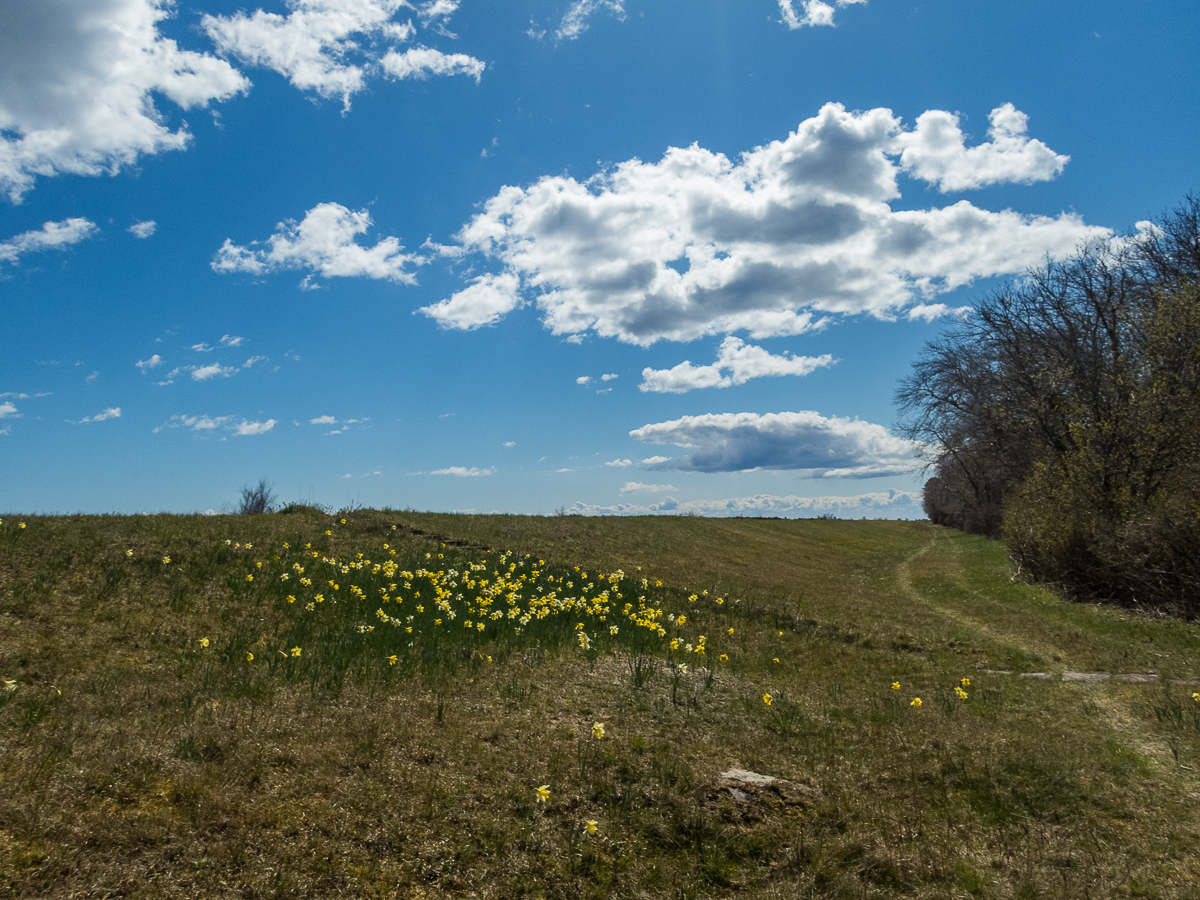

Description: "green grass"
1 508 1199 898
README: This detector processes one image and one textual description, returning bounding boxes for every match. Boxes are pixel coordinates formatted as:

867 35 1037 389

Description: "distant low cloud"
564 488 923 518
1 218 98 265
0 0 248 201
778 0 868 30
604 458 632 467
620 481 675 493
429 466 495 477
631 411 923 477
128 220 157 239
641 336 835 393
0 401 21 418
136 355 164 374
213 203 422 288
426 103 1104 346
202 0 482 111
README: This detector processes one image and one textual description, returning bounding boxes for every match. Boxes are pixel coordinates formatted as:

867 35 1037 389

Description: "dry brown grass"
1 508 1199 898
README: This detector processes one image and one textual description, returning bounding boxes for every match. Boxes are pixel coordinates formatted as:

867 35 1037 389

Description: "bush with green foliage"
897 195 1200 614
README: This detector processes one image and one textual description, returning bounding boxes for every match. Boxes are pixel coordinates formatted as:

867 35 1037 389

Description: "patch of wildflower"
536 785 550 803
268 544 720 668
911 697 922 707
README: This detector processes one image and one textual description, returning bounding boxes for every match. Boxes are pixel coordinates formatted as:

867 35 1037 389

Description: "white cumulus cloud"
1 218 98 265
202 0 482 111
234 418 276 436
895 103 1070 192
192 363 237 381
604 458 632 467
0 0 248 201
379 46 484 82
213 203 422 287
641 336 835 393
128 220 157 239
0 401 21 418
778 0 867 30
630 410 923 477
425 103 1105 346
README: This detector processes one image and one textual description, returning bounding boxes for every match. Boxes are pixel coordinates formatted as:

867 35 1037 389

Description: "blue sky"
2 0 1196 517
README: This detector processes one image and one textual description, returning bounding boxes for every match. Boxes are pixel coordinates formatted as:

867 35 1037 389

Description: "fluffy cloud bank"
641 336 834 393
630 411 922 477
0 0 248 201
213 203 422 287
1 218 98 265
202 0 482 111
565 488 923 518
422 102 1104 345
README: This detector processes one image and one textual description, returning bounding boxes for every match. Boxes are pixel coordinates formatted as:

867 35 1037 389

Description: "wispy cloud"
429 466 495 477
620 481 676 493
136 354 164 371
75 407 122 424
155 414 275 436
555 0 626 41
1 219 98 265
128 220 157 239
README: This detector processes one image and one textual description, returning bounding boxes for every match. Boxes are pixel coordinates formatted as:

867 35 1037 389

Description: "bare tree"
237 478 277 515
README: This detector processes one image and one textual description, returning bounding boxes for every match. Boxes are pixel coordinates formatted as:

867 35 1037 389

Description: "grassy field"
1 508 1199 899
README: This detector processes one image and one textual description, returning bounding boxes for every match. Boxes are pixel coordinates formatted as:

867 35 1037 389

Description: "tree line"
897 194 1200 616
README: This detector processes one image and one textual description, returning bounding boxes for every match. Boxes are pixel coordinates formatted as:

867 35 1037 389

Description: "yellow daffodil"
162 556 171 564
291 646 302 657
126 549 133 557
592 722 605 739
955 687 969 700
961 677 971 687
719 654 728 663
763 693 773 705
388 655 398 666
246 652 254 662
536 785 550 803
892 682 900 690
585 820 598 835
199 637 209 648
911 697 922 707
727 627 735 635
246 574 254 582
3 680 17 692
